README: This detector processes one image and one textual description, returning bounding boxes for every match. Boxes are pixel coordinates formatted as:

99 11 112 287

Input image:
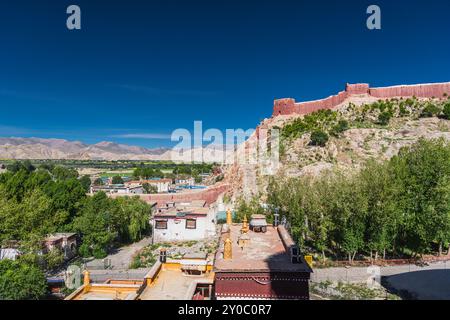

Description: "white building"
152 201 216 242
90 185 144 195
175 177 195 186
125 179 172 193
0 248 20 260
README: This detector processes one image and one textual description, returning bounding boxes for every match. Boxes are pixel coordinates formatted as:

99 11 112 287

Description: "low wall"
106 183 229 206
273 82 450 117
146 183 229 205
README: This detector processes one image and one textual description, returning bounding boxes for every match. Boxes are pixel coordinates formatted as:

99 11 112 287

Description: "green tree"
0 259 47 300
111 175 124 184
79 175 92 192
390 138 450 256
142 183 158 194
52 166 78 180
93 177 104 186
72 192 116 258
44 248 65 270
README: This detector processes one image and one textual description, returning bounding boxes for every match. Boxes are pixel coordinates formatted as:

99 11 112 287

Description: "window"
186 219 197 229
155 220 168 229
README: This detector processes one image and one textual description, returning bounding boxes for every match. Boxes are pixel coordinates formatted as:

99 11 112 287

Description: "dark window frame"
155 220 168 229
185 218 197 230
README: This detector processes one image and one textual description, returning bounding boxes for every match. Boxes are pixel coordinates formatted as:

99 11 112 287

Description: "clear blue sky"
0 0 449 148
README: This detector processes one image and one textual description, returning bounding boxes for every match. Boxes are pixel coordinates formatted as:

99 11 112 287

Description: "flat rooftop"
214 225 312 273
139 270 213 300
155 206 210 217
66 283 142 300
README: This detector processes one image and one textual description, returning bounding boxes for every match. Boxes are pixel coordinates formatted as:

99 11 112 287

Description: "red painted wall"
214 272 310 300
273 82 450 117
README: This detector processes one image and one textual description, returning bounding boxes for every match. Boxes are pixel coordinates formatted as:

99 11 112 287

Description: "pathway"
311 260 450 299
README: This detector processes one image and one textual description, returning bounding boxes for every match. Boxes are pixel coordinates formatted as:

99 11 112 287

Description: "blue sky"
0 0 449 148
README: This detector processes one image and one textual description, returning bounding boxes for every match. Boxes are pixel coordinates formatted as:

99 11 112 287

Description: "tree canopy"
263 138 450 261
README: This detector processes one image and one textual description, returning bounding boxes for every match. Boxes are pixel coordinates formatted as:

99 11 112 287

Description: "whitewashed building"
90 185 144 194
152 201 216 242
125 179 172 193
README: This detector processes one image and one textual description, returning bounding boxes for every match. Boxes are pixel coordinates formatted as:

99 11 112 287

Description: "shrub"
78 243 91 257
399 103 409 116
378 111 392 125
420 103 442 118
92 246 108 259
111 175 124 184
330 120 349 137
0 260 47 300
443 103 450 120
310 130 329 147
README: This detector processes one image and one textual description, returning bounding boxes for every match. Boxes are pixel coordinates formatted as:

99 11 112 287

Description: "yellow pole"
224 238 232 260
226 208 232 225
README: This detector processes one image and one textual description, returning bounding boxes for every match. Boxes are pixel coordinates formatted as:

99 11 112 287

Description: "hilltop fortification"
273 82 450 116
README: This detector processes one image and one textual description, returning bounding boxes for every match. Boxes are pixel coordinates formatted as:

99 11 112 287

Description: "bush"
111 176 124 184
0 259 47 300
330 120 349 137
443 103 450 120
44 248 65 270
92 246 108 259
420 103 442 118
78 243 91 257
310 130 329 147
399 104 409 116
378 111 392 125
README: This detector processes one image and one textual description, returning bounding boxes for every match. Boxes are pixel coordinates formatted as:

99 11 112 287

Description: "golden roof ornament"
224 237 232 260
82 270 91 293
241 214 249 234
226 208 232 225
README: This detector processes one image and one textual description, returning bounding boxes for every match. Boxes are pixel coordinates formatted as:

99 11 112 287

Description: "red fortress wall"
273 82 450 117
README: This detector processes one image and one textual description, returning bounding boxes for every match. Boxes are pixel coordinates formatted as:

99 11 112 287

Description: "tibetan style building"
213 214 313 300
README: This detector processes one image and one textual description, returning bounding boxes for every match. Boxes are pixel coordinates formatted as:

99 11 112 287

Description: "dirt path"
89 237 153 270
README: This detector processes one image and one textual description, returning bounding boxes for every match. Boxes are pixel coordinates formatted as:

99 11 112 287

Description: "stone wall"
273 82 450 117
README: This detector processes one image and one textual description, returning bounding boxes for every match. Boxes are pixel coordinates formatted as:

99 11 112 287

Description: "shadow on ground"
382 269 450 300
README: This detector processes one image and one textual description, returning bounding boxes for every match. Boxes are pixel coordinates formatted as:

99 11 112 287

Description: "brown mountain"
0 138 171 160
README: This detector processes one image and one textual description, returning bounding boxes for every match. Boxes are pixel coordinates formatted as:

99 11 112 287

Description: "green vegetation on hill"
281 97 450 147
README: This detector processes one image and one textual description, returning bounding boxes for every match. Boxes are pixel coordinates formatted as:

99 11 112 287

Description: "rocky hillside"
224 93 450 200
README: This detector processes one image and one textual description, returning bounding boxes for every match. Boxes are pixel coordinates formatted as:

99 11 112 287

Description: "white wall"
149 181 170 193
153 217 207 242
153 214 216 242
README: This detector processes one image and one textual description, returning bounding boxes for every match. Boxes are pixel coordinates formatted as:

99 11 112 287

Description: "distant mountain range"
0 138 171 160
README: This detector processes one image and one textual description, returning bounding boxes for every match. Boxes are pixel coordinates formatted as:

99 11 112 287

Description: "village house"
44 233 78 260
90 184 144 195
175 177 195 186
125 178 172 193
152 200 216 242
